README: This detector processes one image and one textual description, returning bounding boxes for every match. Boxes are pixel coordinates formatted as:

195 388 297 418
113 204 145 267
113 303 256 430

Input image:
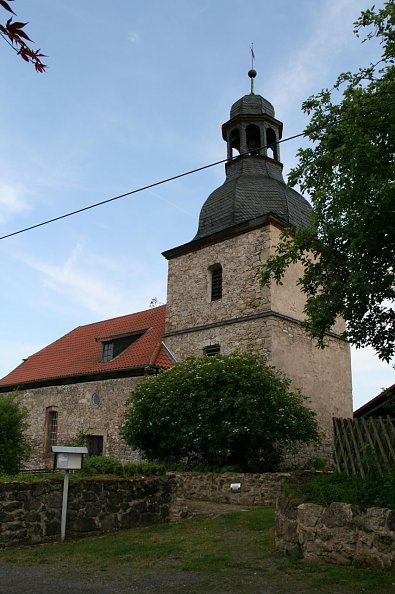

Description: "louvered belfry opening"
210 264 222 301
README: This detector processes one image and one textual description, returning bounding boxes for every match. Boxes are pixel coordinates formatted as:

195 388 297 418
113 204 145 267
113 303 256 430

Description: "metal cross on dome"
248 43 257 94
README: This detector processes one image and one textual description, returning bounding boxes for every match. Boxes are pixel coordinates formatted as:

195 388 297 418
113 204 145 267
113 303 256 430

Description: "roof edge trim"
162 213 293 260
0 366 153 392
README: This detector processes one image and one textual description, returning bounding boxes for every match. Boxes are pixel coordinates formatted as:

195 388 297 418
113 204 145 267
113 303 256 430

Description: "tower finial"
248 44 257 94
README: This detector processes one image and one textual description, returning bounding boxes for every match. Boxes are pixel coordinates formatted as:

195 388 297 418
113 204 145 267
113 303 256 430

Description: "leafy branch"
261 1 395 362
0 0 46 72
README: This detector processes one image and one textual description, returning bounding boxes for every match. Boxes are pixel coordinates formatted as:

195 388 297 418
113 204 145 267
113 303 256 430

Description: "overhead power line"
1 100 394 241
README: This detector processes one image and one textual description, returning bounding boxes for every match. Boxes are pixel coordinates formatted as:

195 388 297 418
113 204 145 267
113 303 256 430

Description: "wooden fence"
333 417 395 477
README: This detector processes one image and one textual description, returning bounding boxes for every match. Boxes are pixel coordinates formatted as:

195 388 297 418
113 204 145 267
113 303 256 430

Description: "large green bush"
121 353 320 471
0 393 30 475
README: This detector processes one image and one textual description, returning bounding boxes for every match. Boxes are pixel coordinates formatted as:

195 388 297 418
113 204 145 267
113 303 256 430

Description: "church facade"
0 76 352 468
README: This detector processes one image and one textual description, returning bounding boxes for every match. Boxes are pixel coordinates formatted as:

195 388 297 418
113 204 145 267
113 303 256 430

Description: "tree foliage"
261 1 395 361
0 0 46 72
0 393 30 475
121 353 319 472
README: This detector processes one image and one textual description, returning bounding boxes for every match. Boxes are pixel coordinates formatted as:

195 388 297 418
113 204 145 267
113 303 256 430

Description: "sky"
0 0 393 411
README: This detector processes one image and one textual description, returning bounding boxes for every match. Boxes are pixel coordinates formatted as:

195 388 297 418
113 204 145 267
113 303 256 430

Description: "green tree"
261 1 395 362
121 353 319 471
0 393 30 474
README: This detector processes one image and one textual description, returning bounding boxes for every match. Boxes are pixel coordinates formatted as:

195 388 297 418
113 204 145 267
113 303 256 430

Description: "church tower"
162 72 352 435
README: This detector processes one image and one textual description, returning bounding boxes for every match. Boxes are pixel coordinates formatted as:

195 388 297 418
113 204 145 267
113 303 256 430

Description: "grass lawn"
0 507 394 593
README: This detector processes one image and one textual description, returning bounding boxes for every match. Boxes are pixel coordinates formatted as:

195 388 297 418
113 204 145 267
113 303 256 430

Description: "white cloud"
146 189 195 218
0 183 30 226
128 31 140 44
351 345 394 374
0 339 46 380
18 243 167 320
269 0 371 119
351 345 394 410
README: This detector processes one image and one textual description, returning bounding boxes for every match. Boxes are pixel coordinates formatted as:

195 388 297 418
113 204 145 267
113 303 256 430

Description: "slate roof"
0 305 172 389
194 157 311 240
230 93 275 118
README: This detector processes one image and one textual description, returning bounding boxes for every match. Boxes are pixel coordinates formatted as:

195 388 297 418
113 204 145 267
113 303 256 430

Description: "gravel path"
0 561 280 594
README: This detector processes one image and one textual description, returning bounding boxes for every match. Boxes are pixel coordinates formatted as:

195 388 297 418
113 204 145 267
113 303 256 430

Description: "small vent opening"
203 345 220 357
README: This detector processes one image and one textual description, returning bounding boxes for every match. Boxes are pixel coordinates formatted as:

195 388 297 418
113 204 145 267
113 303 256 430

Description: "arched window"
45 406 58 452
246 124 261 155
266 127 278 160
210 264 222 301
229 128 240 157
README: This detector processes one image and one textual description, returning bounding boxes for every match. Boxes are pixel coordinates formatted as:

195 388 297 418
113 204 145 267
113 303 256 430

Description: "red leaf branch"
0 0 47 72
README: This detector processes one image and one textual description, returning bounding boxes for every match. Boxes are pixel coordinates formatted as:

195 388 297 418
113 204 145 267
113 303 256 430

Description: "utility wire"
0 31 19 53
1 100 394 241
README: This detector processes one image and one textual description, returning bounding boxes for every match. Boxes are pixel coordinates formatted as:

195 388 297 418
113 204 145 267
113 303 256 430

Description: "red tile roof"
353 383 395 417
0 305 173 389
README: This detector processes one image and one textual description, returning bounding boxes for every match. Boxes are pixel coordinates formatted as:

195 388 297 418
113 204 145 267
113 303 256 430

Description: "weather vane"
248 43 257 94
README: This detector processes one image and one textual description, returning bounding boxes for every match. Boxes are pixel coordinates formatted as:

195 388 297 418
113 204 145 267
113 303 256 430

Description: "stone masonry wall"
276 493 395 568
0 476 175 547
165 226 271 333
170 472 289 520
165 317 271 362
164 221 352 442
269 225 345 336
17 376 144 469
0 472 288 547
270 318 353 432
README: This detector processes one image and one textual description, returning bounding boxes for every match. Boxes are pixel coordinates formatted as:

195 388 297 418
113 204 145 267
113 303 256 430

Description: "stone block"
275 512 297 552
321 503 354 528
386 509 395 531
72 516 98 533
364 507 389 531
1 501 23 513
44 520 60 536
373 532 393 555
297 503 323 527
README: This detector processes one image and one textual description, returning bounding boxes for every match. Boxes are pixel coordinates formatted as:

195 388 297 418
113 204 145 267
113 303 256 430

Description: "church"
0 72 353 469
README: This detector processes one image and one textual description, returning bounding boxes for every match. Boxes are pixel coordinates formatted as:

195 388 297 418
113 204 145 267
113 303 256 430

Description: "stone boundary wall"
0 472 291 546
0 476 175 547
170 472 289 520
276 493 395 568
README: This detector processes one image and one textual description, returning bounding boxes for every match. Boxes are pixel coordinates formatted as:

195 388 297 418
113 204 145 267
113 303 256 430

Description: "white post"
60 469 70 542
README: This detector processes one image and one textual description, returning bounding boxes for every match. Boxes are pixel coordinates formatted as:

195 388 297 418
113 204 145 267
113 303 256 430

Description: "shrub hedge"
80 456 165 477
290 469 395 509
